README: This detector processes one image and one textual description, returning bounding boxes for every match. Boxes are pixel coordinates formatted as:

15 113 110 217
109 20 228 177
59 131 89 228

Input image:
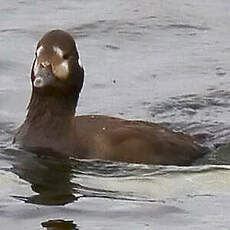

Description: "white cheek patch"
53 46 63 58
61 60 69 73
52 60 69 79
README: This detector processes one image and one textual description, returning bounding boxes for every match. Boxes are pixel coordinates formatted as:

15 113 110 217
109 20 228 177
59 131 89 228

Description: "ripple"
105 44 120 50
70 19 147 41
167 24 210 31
150 90 230 117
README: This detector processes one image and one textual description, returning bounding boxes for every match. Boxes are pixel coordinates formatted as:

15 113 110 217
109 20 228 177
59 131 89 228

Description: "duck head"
31 30 84 96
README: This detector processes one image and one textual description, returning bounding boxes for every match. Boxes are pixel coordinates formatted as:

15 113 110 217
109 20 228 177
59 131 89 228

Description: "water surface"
0 0 230 229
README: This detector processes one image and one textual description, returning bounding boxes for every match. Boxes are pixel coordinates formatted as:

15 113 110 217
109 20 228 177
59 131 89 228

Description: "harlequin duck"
14 30 206 165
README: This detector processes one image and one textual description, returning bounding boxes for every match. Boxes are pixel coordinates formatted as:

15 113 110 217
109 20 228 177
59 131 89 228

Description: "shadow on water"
41 219 78 230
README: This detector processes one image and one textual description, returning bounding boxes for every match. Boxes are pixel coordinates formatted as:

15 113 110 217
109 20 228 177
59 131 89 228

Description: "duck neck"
24 88 79 132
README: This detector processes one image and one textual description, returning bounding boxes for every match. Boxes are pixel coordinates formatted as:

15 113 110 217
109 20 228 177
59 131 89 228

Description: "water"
0 0 230 229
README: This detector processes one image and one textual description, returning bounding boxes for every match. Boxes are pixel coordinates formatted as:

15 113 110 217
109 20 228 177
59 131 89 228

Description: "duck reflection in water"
9 148 122 206
10 149 77 205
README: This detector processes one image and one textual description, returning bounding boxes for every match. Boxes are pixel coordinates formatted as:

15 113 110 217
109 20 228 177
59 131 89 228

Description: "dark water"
1 0 230 229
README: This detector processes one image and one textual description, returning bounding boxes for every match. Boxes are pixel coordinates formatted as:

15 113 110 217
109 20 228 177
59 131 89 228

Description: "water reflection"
5 146 142 206
41 219 78 230
8 148 78 205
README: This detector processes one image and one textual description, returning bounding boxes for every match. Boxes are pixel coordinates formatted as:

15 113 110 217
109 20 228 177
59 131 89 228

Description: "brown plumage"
14 30 206 165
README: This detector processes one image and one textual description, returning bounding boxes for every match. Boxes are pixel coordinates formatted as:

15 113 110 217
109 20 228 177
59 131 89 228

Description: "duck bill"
33 67 55 88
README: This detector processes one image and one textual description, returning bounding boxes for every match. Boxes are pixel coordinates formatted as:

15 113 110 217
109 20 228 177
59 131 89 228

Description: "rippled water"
1 0 230 229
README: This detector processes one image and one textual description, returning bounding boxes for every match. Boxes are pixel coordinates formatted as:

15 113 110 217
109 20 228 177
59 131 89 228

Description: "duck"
14 29 206 165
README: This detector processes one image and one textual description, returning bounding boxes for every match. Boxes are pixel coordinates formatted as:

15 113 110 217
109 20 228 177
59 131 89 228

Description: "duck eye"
63 54 69 60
